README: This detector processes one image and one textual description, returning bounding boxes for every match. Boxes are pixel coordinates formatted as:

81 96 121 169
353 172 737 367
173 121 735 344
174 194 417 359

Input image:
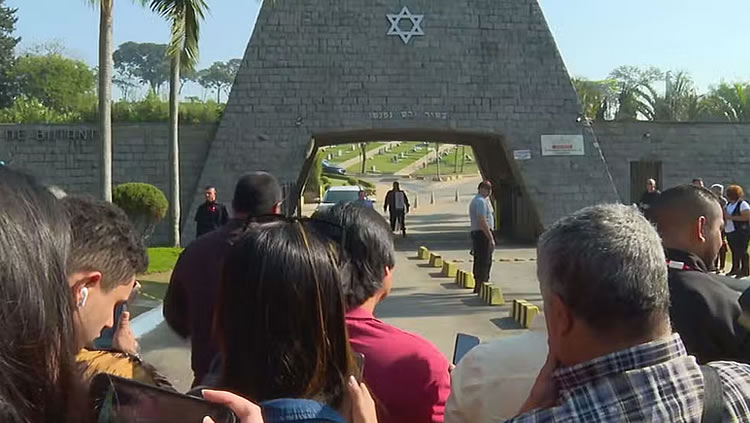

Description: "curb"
131 303 165 339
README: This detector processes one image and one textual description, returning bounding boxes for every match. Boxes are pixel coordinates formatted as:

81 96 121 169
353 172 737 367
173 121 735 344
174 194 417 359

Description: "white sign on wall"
513 149 532 160
541 135 585 156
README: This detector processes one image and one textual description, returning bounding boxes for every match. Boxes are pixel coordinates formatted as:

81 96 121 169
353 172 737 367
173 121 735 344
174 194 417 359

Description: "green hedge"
113 183 168 240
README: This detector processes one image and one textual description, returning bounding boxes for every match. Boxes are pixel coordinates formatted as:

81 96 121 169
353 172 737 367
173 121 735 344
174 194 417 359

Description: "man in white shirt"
446 316 548 423
469 181 495 293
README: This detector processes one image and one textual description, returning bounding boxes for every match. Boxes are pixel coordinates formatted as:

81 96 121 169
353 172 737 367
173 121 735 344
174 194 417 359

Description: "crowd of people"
3 164 750 422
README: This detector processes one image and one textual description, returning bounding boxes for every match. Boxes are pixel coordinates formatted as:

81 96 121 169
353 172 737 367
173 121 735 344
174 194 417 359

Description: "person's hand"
488 235 496 248
112 311 139 356
517 352 559 415
202 390 264 423
348 376 378 423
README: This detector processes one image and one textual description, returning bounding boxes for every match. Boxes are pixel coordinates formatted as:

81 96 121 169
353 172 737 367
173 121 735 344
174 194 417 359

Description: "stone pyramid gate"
185 0 618 243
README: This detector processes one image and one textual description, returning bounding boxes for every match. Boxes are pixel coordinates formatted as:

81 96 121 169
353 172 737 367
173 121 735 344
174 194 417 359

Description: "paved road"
140 175 543 392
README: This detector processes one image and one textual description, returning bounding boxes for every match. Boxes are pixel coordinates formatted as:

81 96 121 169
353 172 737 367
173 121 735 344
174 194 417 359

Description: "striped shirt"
506 334 750 422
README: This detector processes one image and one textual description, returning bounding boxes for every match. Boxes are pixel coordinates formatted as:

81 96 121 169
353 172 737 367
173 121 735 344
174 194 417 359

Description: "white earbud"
79 287 89 307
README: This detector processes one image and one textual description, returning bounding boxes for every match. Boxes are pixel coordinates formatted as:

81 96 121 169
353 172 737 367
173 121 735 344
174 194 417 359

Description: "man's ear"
272 202 283 215
548 292 574 338
69 271 103 304
697 215 708 243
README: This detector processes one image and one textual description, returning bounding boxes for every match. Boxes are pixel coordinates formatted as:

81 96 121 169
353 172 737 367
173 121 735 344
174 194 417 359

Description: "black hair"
61 196 148 291
313 202 395 309
205 186 216 191
649 185 722 235
232 172 283 216
0 168 87 422
216 219 354 407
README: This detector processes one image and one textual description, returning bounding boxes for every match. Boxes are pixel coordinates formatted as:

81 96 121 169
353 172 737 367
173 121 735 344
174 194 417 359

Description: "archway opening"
290 129 542 242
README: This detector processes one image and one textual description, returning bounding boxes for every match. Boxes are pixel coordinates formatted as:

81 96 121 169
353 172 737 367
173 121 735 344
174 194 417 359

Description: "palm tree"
147 0 208 247
707 82 750 122
571 77 618 121
86 0 114 201
608 65 663 121
638 71 697 121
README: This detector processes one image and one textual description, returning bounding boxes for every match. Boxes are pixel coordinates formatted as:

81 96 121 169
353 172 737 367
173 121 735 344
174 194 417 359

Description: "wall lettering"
369 110 449 120
2 128 98 141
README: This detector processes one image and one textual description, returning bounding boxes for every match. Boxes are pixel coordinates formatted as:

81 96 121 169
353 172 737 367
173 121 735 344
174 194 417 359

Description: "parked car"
322 160 346 175
316 185 374 212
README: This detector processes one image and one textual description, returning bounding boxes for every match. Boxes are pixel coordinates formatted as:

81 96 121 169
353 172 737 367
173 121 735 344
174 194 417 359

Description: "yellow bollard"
489 286 506 306
455 270 464 286
522 304 540 328
442 261 458 278
429 253 443 268
464 272 476 289
418 246 430 260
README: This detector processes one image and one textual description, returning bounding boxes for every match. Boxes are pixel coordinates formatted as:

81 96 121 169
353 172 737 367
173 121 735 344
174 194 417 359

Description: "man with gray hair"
508 204 750 422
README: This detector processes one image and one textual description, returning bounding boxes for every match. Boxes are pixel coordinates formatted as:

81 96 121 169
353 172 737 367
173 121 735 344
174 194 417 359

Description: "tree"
638 71 699 121
12 53 96 112
197 59 240 103
706 82 750 122
113 41 170 94
571 77 618 121
608 65 663 120
85 0 114 202
0 0 20 108
147 0 209 247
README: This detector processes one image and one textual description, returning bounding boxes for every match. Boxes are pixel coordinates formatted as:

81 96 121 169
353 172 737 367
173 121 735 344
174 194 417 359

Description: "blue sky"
8 0 750 98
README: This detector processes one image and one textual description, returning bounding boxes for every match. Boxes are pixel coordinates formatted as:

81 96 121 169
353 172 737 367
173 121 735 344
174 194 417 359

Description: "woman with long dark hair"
725 184 750 279
215 218 377 423
0 168 86 422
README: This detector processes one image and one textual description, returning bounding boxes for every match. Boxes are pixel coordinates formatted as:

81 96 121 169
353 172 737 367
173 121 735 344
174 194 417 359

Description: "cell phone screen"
453 333 480 365
90 373 237 423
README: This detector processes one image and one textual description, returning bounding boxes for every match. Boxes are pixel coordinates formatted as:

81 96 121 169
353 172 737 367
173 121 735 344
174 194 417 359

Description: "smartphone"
354 352 366 381
90 373 237 423
453 333 480 365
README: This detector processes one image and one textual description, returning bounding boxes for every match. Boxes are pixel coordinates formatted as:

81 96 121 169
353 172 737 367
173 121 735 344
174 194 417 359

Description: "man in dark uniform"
384 181 410 236
650 184 750 363
166 172 283 386
638 178 661 214
194 186 229 238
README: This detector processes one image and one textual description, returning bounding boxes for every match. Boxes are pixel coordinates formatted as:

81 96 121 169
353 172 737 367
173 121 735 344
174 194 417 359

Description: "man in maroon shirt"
315 203 452 423
164 172 283 386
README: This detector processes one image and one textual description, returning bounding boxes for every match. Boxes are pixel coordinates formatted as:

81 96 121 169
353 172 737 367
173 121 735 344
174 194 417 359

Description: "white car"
316 185 374 212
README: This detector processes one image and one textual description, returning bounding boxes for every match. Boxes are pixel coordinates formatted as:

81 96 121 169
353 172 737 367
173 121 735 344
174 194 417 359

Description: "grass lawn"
323 142 385 165
146 247 183 274
414 146 480 176
347 142 428 174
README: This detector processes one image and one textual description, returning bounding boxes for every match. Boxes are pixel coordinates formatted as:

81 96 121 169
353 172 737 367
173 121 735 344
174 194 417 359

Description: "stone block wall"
0 123 217 245
595 122 750 202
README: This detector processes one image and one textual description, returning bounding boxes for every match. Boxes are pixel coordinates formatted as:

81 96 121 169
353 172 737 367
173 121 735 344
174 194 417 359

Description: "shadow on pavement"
376 292 500 319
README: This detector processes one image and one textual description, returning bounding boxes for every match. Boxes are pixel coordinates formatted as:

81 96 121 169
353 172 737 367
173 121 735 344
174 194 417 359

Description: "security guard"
650 185 750 363
195 186 229 238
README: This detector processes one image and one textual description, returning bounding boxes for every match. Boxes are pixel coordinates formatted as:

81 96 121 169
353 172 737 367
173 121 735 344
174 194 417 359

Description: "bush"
0 96 81 123
113 182 169 241
346 177 359 185
321 176 330 185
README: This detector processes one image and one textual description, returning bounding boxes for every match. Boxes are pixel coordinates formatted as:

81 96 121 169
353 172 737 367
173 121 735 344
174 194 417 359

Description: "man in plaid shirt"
507 204 750 422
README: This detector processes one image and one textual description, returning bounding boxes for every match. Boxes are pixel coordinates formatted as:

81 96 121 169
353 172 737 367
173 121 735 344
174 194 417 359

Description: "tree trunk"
435 142 440 179
460 145 466 173
99 0 113 202
217 87 221 103
169 55 181 247
453 145 459 174
360 142 367 174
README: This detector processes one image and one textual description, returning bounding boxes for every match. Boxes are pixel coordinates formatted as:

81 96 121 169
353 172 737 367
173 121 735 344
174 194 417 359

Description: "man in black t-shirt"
194 186 229 238
639 178 661 214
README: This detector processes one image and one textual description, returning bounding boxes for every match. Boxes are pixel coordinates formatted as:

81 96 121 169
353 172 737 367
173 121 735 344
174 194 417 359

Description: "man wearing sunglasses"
165 172 284 386
61 196 149 359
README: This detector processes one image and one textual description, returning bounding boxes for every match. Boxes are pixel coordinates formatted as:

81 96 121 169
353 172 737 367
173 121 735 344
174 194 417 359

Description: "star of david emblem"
387 6 424 45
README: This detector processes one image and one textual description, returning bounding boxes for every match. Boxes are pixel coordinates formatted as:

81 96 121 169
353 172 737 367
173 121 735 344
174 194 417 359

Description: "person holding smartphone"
211 217 378 423
507 204 750 422
314 203 452 423
61 196 152 378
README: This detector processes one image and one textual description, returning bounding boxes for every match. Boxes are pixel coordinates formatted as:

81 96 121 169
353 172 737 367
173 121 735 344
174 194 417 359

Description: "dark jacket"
384 189 410 213
195 201 229 237
164 220 244 385
666 248 750 363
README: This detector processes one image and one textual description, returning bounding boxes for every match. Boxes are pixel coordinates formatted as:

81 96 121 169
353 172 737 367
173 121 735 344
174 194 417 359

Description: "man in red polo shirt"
315 203 451 423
